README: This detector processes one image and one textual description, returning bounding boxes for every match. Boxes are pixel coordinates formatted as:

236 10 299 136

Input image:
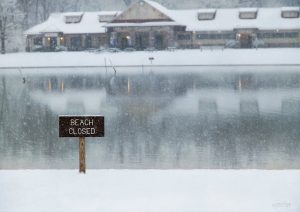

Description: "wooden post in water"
79 137 86 173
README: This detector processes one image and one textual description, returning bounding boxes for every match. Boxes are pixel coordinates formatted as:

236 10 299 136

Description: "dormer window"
98 14 117 23
281 7 299 18
197 9 216 20
65 14 83 24
239 8 257 19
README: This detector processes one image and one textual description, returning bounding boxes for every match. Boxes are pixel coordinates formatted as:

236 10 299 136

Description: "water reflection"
1 69 300 169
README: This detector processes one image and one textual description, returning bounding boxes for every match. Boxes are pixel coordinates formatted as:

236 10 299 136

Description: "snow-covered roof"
172 7 300 31
106 0 300 31
25 0 300 35
63 12 84 16
281 7 300 12
239 8 258 12
197 9 217 13
105 21 181 27
105 0 300 31
25 11 120 35
144 0 174 20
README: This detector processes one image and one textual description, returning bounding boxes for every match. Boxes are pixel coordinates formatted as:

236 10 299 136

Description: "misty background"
1 0 300 52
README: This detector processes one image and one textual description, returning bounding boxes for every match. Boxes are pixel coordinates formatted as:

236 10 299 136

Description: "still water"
0 67 300 169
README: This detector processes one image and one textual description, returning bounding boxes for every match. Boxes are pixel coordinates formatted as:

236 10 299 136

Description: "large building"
25 0 300 51
24 11 120 51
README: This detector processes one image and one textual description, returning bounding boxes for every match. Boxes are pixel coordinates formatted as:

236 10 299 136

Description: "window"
197 10 216 20
258 32 298 39
98 15 117 23
285 32 299 38
223 33 235 39
281 8 299 18
33 37 43 45
196 33 234 40
196 34 209 39
177 34 191 40
70 37 82 49
239 11 257 19
262 33 271 39
65 15 83 24
211 34 223 39
274 33 285 38
282 11 299 18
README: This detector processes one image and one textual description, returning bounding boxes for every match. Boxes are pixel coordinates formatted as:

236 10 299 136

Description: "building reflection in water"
1 69 300 169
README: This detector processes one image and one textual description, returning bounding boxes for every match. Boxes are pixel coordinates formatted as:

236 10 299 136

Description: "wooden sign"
59 116 104 137
59 115 105 174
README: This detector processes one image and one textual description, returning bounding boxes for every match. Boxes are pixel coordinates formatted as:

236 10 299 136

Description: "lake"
1 66 300 169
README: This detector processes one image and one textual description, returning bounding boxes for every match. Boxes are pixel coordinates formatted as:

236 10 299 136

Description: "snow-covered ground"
0 170 299 212
1 48 300 75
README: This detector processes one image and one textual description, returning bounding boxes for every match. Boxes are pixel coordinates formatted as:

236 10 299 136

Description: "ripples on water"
0 68 300 169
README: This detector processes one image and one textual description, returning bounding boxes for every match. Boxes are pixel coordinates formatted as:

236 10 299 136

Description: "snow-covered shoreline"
0 48 300 68
0 169 299 212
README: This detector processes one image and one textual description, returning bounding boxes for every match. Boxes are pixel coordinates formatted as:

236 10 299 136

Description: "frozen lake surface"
0 170 299 212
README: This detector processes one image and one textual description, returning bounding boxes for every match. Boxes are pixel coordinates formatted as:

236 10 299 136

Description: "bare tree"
0 77 8 129
0 3 14 54
1 1 24 52
40 0 50 21
17 0 34 29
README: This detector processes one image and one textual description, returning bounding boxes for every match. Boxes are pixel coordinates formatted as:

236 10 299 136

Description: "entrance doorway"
49 37 57 51
121 37 128 49
85 36 92 48
154 34 163 50
70 37 82 51
135 32 149 50
238 33 253 48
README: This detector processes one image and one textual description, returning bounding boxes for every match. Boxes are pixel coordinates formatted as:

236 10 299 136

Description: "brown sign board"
59 116 104 137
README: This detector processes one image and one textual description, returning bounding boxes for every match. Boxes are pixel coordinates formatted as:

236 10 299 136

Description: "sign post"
79 137 86 173
59 115 104 174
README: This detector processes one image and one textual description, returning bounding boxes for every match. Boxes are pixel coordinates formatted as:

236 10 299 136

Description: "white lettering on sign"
70 119 94 126
59 116 104 138
68 127 96 136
